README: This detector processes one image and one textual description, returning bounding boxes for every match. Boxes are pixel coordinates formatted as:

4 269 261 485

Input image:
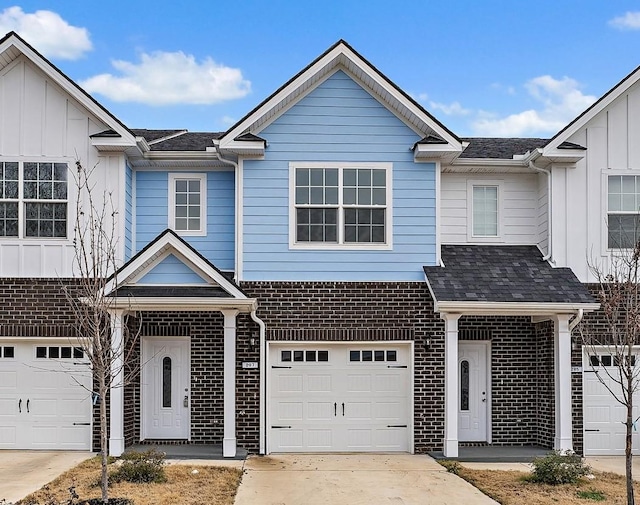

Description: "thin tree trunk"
99 370 109 504
626 380 635 505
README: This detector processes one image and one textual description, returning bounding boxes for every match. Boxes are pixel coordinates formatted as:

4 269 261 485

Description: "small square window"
362 350 372 362
73 347 84 359
589 355 599 367
293 350 304 362
305 350 316 362
61 347 71 358
49 346 59 358
350 350 360 362
36 346 47 358
601 355 612 367
374 350 385 362
318 350 329 362
3 346 14 358
281 350 291 362
386 350 397 362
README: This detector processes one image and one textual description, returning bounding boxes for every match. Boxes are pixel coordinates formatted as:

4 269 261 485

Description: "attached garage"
0 341 93 450
268 342 412 453
583 347 640 456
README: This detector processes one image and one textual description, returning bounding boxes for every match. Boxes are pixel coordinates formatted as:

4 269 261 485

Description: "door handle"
342 403 345 416
334 402 337 416
183 396 189 408
27 399 30 413
18 398 21 413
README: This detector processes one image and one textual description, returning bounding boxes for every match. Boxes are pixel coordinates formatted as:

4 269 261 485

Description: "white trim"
265 340 413 455
435 301 600 315
131 164 137 256
442 313 460 458
435 161 442 265
466 179 504 242
288 162 393 250
168 173 207 237
236 159 244 282
105 296 257 312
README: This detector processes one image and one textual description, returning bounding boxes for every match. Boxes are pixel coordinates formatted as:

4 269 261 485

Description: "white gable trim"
104 231 247 300
217 40 462 156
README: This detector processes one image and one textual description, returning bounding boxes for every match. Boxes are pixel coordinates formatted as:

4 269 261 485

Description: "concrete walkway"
234 454 498 505
0 451 93 504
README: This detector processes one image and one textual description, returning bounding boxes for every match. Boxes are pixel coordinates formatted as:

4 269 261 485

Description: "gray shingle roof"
130 129 224 151
424 245 596 304
460 138 549 159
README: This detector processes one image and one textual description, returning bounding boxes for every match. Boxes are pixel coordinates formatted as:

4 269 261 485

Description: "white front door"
458 342 488 442
142 337 190 440
269 343 411 452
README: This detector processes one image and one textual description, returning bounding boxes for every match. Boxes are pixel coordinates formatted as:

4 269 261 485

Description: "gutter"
528 160 552 262
250 309 267 455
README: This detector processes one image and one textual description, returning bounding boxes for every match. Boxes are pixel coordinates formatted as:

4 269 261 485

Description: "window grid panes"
174 178 201 232
608 175 640 248
460 360 470 411
281 349 329 362
162 357 172 408
0 161 67 238
294 166 388 245
472 185 498 237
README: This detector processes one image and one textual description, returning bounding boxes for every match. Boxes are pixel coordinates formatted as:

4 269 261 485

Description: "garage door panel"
0 426 17 447
0 370 17 389
269 343 411 453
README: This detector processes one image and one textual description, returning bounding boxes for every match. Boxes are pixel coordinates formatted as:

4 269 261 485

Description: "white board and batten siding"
268 342 412 453
440 173 540 245
0 54 127 277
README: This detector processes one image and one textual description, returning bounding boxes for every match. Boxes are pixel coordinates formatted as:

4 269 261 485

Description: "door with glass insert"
458 342 488 441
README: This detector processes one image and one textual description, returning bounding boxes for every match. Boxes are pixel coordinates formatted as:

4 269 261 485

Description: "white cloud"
220 115 236 126
472 75 596 136
429 101 471 116
0 6 91 59
609 11 640 30
80 51 251 106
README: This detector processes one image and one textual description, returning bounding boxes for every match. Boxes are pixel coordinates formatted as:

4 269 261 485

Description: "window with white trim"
467 180 502 240
0 161 68 238
608 175 640 249
291 162 391 248
168 173 206 236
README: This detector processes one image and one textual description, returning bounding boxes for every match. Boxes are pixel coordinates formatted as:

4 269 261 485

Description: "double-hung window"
0 161 68 238
168 173 206 236
291 162 391 248
467 180 502 241
607 174 640 248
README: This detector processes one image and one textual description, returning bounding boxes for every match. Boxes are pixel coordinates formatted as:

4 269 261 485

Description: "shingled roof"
459 138 550 159
131 129 223 151
424 245 596 305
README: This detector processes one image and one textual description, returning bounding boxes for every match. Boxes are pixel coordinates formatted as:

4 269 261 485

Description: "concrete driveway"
234 454 498 505
0 451 93 503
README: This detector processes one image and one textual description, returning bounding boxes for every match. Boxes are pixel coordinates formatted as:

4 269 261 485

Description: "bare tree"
62 160 139 504
579 241 640 505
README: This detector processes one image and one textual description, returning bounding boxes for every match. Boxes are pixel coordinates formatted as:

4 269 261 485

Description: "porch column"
109 310 125 457
442 313 461 458
222 309 239 458
553 314 573 452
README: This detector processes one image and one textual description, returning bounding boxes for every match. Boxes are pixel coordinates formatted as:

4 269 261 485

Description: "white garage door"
583 348 640 456
0 341 92 450
269 343 411 453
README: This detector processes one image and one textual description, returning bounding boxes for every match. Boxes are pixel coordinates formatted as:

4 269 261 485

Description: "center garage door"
268 343 411 453
583 347 640 456
0 341 93 450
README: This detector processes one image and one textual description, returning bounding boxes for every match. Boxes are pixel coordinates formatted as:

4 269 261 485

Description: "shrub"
529 451 590 485
111 449 167 484
438 460 461 475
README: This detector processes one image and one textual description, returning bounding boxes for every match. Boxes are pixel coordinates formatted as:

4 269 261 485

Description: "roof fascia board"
97 296 257 312
0 33 136 146
434 300 600 315
545 64 640 151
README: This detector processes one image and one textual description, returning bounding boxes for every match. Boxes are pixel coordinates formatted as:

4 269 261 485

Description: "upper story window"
0 161 68 238
168 173 207 236
290 162 392 249
467 180 502 241
608 175 640 248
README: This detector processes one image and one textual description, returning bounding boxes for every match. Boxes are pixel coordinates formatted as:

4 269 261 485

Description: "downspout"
251 309 267 455
529 160 552 262
569 308 584 332
214 144 241 282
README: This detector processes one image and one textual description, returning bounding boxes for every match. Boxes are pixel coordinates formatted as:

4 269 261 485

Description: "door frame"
265 340 415 454
140 336 191 441
458 341 492 443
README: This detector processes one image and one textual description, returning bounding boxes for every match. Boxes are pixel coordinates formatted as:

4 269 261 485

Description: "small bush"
111 449 166 484
529 451 590 485
438 460 461 475
577 488 605 501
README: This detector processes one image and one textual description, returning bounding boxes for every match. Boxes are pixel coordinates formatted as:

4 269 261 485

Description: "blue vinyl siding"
138 254 208 284
135 170 235 271
124 162 133 261
242 70 436 281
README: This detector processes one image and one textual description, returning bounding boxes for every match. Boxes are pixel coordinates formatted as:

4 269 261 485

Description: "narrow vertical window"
162 357 172 408
472 186 498 237
460 360 470 411
169 173 206 236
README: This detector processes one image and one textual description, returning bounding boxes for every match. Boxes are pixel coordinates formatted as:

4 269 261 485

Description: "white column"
442 313 461 458
222 309 239 458
554 314 573 452
109 310 125 457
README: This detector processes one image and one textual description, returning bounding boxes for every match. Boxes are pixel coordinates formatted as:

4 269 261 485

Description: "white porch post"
222 309 239 458
442 313 461 458
554 314 573 452
109 310 125 457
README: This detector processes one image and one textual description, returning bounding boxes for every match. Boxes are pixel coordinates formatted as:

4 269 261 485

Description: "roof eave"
99 296 258 312
434 300 600 315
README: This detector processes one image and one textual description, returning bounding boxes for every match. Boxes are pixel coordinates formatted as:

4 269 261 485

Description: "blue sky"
3 1 640 137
